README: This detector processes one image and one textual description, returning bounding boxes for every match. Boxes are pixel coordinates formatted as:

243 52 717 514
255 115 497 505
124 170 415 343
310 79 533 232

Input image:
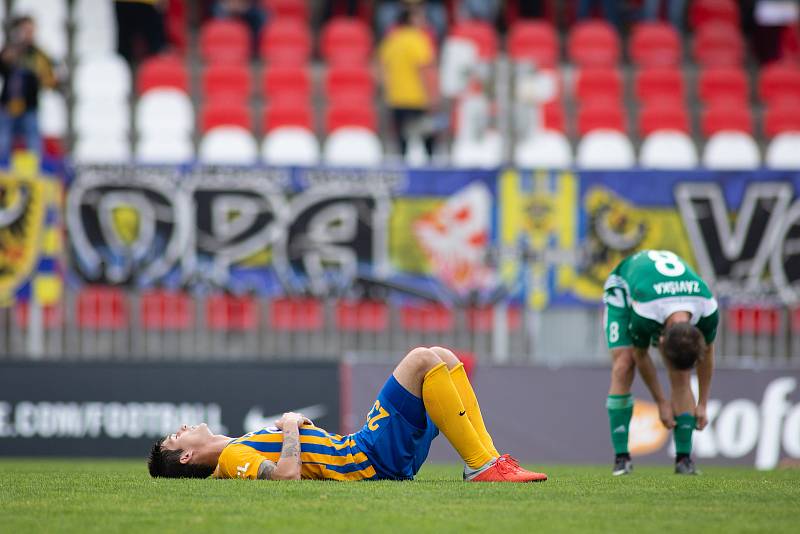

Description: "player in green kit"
602 250 718 476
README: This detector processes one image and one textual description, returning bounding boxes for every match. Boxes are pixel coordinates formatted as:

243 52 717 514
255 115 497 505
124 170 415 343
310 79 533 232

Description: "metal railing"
1 289 799 368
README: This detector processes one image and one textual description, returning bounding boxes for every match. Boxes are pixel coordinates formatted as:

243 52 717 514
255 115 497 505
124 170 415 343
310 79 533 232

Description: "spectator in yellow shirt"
378 5 439 159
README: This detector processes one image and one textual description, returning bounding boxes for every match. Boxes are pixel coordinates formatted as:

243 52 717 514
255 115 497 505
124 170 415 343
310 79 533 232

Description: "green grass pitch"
1 459 799 533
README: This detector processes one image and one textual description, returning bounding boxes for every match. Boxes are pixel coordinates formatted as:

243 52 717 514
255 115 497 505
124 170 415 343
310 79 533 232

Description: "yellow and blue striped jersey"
213 426 377 481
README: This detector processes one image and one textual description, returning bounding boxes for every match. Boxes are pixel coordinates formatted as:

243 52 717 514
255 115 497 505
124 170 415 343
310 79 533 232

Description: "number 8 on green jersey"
603 250 719 349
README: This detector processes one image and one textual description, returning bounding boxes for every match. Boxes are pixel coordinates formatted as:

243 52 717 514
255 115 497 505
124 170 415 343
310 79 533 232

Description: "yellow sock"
422 362 494 469
449 362 501 458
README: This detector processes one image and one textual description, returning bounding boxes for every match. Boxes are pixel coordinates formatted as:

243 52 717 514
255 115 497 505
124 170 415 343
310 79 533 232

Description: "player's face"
161 423 213 452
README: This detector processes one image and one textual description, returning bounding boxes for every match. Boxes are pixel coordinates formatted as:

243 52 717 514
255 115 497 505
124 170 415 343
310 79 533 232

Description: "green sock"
674 412 696 456
606 394 634 456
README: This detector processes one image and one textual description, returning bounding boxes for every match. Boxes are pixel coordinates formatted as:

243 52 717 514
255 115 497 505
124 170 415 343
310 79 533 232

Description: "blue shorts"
352 375 439 480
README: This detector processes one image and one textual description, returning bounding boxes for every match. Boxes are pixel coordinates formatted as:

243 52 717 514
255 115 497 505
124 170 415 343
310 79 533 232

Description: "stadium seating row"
15 288 522 334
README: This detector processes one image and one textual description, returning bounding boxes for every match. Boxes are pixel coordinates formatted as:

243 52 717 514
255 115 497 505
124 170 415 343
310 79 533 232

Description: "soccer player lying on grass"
148 346 547 482
603 250 718 476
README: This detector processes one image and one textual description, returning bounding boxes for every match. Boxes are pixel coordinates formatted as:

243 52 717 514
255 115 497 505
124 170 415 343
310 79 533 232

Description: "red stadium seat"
543 101 566 132
567 20 621 68
508 20 558 68
698 67 748 104
14 302 63 329
450 20 499 60
320 17 373 65
262 0 309 21
199 20 250 63
629 22 682 67
201 100 251 133
759 63 800 106
262 100 314 132
575 67 623 102
77 286 128 330
466 306 522 332
635 67 685 104
692 23 745 67
140 290 193 330
165 0 188 51
206 294 259 331
136 55 189 94
269 297 323 331
202 63 252 100
260 19 312 64
639 101 691 137
689 0 740 30
325 64 375 104
263 65 311 100
325 102 377 132
578 100 627 135
702 103 753 137
764 101 800 138
400 303 454 333
726 306 780 335
335 300 389 332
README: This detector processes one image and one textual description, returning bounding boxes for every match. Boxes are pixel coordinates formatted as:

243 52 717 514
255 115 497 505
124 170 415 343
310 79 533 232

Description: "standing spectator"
377 0 448 43
0 16 56 160
642 0 687 30
378 5 439 158
114 0 167 65
752 0 800 63
577 0 622 31
214 0 266 57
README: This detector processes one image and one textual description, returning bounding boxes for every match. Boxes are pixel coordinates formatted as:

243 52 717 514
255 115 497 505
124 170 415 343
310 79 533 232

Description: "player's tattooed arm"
272 412 303 480
257 460 277 480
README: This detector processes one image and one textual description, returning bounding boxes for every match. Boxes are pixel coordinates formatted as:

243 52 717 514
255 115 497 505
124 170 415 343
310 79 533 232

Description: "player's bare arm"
268 412 304 480
633 347 675 429
695 344 715 430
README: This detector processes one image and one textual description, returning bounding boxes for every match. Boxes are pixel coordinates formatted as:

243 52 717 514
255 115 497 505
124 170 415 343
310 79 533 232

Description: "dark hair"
662 322 705 370
147 437 214 479
10 16 33 30
397 7 411 26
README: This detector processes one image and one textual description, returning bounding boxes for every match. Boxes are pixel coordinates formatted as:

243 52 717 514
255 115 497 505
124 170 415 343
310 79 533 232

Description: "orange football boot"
466 455 548 482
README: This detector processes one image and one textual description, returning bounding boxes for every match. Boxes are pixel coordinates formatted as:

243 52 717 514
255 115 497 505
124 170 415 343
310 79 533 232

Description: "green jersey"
603 250 719 348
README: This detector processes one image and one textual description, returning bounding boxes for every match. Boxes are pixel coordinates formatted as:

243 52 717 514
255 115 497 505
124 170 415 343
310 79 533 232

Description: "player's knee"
668 368 692 389
428 346 460 368
611 351 636 379
404 347 444 375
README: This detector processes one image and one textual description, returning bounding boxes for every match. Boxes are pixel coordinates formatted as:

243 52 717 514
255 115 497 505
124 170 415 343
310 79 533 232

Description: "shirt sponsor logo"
652 280 701 295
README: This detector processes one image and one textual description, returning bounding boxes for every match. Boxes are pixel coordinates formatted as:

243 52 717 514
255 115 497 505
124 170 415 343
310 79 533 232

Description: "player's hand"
695 403 708 430
275 412 307 430
658 400 675 429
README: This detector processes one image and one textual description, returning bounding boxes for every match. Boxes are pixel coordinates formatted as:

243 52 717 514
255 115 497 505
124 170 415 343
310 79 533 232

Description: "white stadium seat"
323 127 383 167
73 25 117 59
576 130 636 169
199 127 258 165
136 134 194 164
73 97 130 137
262 127 320 166
451 131 503 168
440 38 479 98
765 133 800 169
514 130 572 169
135 89 194 137
639 131 699 169
73 134 131 164
72 0 114 29
12 0 68 30
73 55 131 101
38 90 67 138
702 131 760 170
